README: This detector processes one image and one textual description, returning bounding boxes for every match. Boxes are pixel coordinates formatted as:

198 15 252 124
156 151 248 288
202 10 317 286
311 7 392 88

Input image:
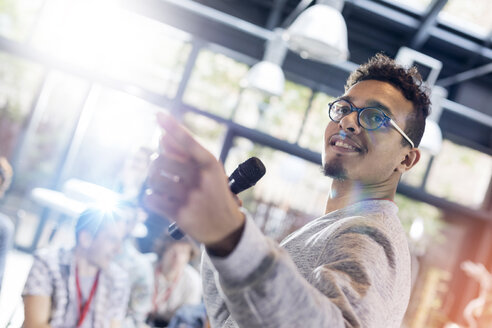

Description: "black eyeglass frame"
328 98 415 148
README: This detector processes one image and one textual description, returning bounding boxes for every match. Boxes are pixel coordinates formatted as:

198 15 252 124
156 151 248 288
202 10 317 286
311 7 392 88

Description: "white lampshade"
242 61 285 96
420 119 442 156
286 3 348 64
419 86 447 155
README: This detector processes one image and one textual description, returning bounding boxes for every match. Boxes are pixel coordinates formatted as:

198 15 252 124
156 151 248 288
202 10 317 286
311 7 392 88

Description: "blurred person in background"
22 206 130 328
461 260 492 328
144 54 429 327
0 156 13 293
147 235 202 328
114 201 154 328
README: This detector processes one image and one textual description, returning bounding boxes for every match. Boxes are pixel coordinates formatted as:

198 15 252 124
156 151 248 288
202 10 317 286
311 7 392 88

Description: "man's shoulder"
331 200 401 231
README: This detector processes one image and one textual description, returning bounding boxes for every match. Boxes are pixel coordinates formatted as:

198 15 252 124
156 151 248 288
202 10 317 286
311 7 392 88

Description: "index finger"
157 112 214 166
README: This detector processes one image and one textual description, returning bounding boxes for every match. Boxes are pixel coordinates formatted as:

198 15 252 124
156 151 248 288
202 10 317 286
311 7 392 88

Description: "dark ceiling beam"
344 0 492 64
430 27 492 61
265 0 289 30
410 0 448 49
437 62 492 87
280 0 314 28
344 0 420 29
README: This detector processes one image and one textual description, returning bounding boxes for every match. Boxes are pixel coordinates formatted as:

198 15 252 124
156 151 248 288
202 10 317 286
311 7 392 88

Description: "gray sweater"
202 200 411 328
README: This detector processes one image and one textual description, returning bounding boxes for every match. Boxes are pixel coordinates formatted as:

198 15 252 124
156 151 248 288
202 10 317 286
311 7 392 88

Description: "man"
23 206 130 328
114 203 154 328
147 235 202 327
0 157 13 292
144 53 429 327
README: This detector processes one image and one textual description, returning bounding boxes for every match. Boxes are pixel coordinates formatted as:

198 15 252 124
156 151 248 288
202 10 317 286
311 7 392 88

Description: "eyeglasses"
328 99 414 148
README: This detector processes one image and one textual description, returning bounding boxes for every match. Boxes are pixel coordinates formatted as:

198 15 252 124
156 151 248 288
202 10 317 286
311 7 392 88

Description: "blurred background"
0 0 490 327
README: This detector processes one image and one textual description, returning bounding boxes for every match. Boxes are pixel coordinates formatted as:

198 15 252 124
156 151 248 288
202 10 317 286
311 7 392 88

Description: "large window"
182 112 227 159
426 139 492 209
438 0 492 37
31 0 193 97
400 150 433 188
0 0 45 42
183 49 249 118
13 71 89 192
225 137 332 241
0 52 44 158
63 86 162 195
234 81 313 143
298 92 336 153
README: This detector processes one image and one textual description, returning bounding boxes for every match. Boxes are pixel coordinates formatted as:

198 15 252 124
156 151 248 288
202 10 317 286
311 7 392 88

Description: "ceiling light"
242 28 287 96
285 0 348 64
419 86 447 155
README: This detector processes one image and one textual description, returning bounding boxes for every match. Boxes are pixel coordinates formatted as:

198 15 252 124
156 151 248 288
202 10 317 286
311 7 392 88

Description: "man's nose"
338 112 361 134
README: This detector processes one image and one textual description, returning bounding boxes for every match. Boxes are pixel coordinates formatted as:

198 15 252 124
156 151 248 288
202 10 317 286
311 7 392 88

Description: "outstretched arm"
144 113 245 253
144 113 404 328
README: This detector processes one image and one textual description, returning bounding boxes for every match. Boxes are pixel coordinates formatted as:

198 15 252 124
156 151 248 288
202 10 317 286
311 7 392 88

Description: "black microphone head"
229 157 266 194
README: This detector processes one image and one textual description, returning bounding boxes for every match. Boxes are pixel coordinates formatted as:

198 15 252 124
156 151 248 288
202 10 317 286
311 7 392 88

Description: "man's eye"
337 106 350 114
371 115 383 123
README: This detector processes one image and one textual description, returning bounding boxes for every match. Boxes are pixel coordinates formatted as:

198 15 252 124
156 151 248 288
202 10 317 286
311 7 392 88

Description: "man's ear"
396 147 421 173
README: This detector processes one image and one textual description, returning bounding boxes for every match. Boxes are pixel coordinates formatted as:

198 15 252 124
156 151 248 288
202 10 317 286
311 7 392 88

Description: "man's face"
323 80 414 184
84 220 127 269
160 242 192 273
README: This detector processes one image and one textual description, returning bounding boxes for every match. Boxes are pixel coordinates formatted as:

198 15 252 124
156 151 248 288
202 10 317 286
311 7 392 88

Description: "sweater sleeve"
204 215 399 328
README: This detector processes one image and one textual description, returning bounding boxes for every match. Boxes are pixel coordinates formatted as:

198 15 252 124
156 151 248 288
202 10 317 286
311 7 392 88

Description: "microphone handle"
168 179 236 240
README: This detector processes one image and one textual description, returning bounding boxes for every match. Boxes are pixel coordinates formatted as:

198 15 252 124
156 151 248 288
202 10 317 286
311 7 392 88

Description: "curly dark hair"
345 53 431 147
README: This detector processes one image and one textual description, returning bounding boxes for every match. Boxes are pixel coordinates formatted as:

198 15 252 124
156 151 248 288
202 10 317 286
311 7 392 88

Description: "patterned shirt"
152 264 202 322
22 247 130 328
114 240 154 328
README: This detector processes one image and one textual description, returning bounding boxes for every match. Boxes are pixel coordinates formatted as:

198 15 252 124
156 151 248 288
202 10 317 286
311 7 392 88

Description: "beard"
323 159 348 180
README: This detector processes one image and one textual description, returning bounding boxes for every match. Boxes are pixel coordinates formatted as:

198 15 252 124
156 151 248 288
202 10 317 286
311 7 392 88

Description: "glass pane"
32 0 121 69
101 13 193 97
0 0 45 42
402 215 468 328
298 92 336 152
225 137 332 242
394 195 450 328
65 86 163 193
394 194 444 249
183 49 249 118
31 0 193 94
426 139 492 208
400 150 432 187
234 80 313 143
182 112 227 159
439 0 492 36
0 52 44 158
12 71 90 193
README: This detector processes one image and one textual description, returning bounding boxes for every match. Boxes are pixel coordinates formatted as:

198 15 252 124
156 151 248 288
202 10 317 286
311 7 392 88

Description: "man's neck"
160 263 184 282
74 250 99 277
325 178 397 214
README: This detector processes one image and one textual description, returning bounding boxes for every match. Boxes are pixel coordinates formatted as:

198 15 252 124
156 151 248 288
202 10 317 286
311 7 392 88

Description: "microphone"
168 157 266 240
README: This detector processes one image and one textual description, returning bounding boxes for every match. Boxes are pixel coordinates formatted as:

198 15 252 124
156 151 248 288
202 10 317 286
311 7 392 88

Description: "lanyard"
75 265 100 328
152 267 181 313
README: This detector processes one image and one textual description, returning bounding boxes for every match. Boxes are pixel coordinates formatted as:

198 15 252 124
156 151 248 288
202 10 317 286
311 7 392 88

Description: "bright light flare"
33 0 147 71
410 217 425 241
